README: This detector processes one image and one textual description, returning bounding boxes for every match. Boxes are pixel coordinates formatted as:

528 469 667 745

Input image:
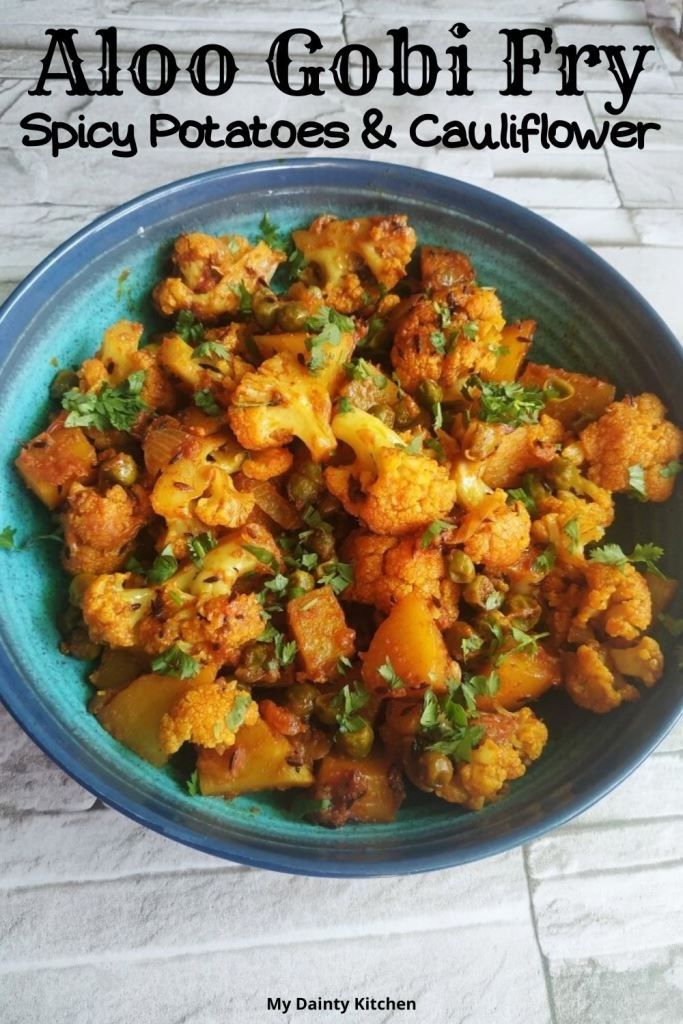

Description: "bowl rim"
1 156 681 877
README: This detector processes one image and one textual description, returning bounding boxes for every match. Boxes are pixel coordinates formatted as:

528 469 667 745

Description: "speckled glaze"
0 159 681 876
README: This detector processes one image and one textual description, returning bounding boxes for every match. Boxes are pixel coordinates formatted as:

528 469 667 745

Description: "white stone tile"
0 706 95 813
531 858 683 958
0 806 226 887
0 847 530 967
588 92 683 149
527 817 683 878
0 921 551 1024
570 748 683 825
554 22 675 94
549 946 683 1024
530 206 638 244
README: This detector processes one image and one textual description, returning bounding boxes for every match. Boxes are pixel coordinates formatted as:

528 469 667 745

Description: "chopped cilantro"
420 519 450 549
186 769 200 797
464 375 548 427
317 561 354 595
433 301 451 328
460 634 484 659
257 212 286 251
151 645 200 680
147 545 178 584
243 543 280 572
660 460 683 479
532 545 556 575
336 655 353 675
338 397 354 414
508 483 537 515
62 371 147 432
377 657 404 690
193 389 222 417
430 331 447 355
461 321 478 340
174 310 205 345
432 401 443 430
418 681 487 762
508 625 549 657
226 691 253 731
424 437 446 463
398 435 423 455
344 359 387 388
305 307 354 373
231 281 253 315
589 541 665 577
627 464 648 501
361 315 386 352
290 796 332 820
333 682 370 734
286 247 307 283
0 526 16 551
188 532 217 567
563 518 580 553
193 341 231 361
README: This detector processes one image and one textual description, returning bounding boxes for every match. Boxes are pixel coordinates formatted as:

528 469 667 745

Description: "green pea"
447 549 476 584
49 368 79 402
102 452 138 487
462 574 500 609
277 302 309 332
237 642 274 683
252 288 280 330
417 379 443 409
336 720 374 759
368 403 395 428
506 593 542 629
394 396 420 429
314 692 339 727
287 459 324 509
418 750 454 789
286 682 318 720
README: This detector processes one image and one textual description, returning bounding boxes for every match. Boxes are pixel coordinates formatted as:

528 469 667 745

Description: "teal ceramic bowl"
0 159 681 876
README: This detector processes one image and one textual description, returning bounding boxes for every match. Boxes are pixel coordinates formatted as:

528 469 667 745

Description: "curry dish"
15 214 683 826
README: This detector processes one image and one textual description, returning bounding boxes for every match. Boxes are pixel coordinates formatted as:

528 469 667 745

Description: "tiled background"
0 2 682 1022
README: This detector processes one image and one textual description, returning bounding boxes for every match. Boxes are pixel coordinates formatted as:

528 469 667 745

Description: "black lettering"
187 44 238 96
499 27 553 96
129 44 179 96
267 29 324 96
388 26 440 96
28 28 92 96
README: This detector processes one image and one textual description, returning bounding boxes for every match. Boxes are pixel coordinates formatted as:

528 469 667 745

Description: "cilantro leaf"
305 307 355 373
317 560 354 595
226 691 253 731
563 517 580 553
508 484 537 515
377 657 404 690
194 389 222 416
333 682 369 734
344 359 387 388
231 281 253 315
432 401 443 430
336 655 353 675
0 526 16 551
289 796 332 820
430 331 447 355
462 321 478 340
660 460 683 479
63 372 148 432
532 545 556 575
186 769 200 797
174 310 205 345
257 212 286 251
147 545 178 584
433 302 451 328
193 341 231 361
242 543 280 572
589 541 665 577
627 464 648 501
420 519 450 549
460 634 484 659
465 375 548 427
151 645 200 680
187 531 217 567
338 397 354 414
508 625 549 657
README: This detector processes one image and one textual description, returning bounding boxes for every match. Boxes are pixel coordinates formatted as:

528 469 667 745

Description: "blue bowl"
0 158 681 876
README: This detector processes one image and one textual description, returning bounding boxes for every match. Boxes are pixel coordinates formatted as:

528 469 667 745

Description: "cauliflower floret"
391 286 505 395
342 529 459 629
337 359 400 413
150 431 254 553
579 393 683 501
575 561 652 642
79 320 176 414
153 233 286 322
62 482 150 574
81 573 155 647
228 352 336 462
158 332 251 406
454 491 531 571
609 635 664 686
138 591 266 666
476 415 564 489
415 707 548 810
159 679 258 755
242 447 293 480
564 643 639 713
292 214 416 313
324 407 457 535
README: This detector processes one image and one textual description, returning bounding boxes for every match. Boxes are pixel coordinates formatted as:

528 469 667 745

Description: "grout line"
522 843 559 1024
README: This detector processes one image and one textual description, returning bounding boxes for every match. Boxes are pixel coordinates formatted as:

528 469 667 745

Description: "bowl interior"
0 160 681 875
